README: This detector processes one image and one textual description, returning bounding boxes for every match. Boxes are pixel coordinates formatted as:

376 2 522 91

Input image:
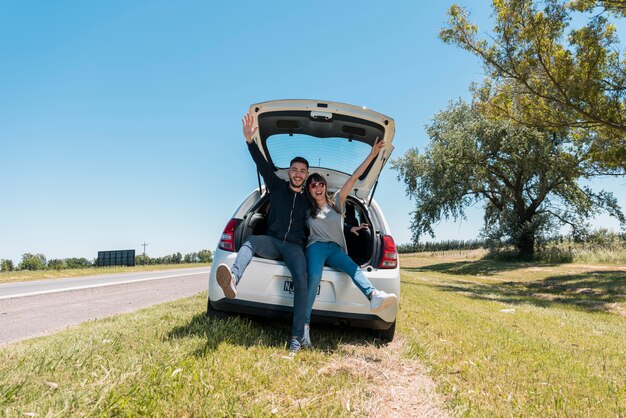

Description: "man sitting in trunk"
215 112 310 354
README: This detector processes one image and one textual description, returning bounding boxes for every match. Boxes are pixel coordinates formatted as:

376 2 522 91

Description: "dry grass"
321 339 447 417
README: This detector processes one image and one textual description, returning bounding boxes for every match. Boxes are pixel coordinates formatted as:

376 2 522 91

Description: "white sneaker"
369 290 397 313
301 324 312 348
216 264 237 299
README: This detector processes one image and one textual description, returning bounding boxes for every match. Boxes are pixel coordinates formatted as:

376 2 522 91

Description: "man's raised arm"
242 112 280 191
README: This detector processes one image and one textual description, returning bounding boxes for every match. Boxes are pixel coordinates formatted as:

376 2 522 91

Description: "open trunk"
233 194 377 267
250 100 395 203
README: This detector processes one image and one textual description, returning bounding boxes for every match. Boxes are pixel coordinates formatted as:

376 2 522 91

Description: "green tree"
157 255 171 264
440 0 626 168
392 100 625 259
18 253 47 271
65 257 92 269
569 1 626 17
47 259 67 270
1 259 14 272
135 254 151 265
171 252 182 264
197 249 213 263
183 252 198 263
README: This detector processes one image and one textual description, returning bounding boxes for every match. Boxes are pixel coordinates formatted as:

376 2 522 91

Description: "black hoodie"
247 142 309 247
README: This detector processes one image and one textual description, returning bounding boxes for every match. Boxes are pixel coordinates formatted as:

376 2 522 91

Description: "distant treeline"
135 250 212 266
397 229 626 255
0 250 213 272
397 239 487 254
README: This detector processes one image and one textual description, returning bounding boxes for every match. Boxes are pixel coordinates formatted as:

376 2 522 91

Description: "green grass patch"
0 293 389 417
399 253 626 416
0 264 210 285
2 253 625 416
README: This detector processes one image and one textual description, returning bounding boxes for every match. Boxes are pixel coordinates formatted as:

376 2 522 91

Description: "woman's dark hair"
305 172 341 218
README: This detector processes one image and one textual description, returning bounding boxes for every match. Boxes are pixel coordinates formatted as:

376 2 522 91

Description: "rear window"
266 134 371 174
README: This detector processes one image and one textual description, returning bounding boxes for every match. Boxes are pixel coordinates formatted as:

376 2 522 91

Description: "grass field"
0 294 436 417
1 251 624 416
400 250 625 416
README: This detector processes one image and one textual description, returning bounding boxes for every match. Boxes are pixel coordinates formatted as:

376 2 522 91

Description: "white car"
207 99 400 341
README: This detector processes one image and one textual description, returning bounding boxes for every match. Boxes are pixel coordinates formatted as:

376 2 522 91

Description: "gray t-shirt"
306 191 348 252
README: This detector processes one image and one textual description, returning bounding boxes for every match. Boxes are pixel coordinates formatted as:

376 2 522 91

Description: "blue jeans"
231 235 307 339
304 241 376 324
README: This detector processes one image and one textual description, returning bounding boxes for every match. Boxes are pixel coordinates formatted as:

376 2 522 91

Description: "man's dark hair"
290 156 309 169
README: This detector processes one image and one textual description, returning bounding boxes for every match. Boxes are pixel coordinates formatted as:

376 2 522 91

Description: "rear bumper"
208 297 395 331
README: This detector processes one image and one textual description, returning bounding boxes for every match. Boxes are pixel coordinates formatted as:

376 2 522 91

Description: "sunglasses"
309 181 326 189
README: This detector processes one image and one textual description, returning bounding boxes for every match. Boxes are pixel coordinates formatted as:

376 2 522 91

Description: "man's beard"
290 179 303 190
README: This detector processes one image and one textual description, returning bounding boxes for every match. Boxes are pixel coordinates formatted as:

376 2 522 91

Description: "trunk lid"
249 99 395 200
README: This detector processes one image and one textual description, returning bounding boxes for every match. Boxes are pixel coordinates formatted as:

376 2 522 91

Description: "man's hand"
350 223 369 236
242 113 258 144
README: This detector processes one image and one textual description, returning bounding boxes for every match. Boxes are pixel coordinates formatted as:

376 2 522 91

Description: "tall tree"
197 249 213 263
440 0 626 169
184 252 198 263
65 257 92 269
171 252 182 264
392 100 624 258
135 254 151 265
18 253 47 271
47 259 66 270
1 259 14 272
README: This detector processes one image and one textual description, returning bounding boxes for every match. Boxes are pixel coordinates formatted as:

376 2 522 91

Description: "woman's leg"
326 246 376 298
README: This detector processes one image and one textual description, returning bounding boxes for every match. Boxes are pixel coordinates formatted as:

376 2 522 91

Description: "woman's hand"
242 113 258 144
339 137 387 205
350 223 369 236
370 137 386 156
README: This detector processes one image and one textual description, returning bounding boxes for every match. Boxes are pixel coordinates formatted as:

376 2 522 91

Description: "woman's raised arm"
338 138 385 204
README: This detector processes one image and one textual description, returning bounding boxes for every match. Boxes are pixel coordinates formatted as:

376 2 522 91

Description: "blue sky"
1 1 624 264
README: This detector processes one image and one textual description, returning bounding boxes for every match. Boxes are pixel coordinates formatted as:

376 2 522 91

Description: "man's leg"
280 242 308 341
231 235 280 283
218 235 280 299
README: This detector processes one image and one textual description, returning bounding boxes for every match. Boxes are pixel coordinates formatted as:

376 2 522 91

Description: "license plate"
283 280 320 295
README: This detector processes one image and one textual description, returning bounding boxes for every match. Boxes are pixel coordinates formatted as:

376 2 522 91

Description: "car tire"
206 299 230 319
373 320 396 343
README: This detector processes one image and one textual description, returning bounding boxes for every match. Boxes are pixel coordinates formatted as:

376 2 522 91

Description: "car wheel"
373 320 396 343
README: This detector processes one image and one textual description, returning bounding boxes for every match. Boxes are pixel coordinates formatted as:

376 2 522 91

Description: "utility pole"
141 242 149 256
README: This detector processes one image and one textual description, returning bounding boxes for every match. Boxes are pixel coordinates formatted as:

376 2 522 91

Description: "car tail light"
218 218 239 252
379 235 398 269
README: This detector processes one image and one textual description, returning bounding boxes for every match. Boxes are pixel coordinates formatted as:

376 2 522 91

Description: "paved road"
0 267 210 346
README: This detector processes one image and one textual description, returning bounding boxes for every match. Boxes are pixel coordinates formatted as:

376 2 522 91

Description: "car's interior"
235 194 374 266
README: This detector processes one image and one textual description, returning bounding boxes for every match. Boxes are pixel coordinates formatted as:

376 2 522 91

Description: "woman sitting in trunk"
302 138 397 348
